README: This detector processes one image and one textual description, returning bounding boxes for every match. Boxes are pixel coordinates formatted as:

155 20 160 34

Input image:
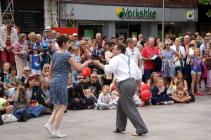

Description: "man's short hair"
117 44 126 54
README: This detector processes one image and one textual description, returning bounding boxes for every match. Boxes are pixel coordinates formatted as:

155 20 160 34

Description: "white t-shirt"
170 45 185 67
126 47 142 65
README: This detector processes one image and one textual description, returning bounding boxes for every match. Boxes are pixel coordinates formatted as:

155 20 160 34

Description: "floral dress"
161 48 175 77
50 52 71 105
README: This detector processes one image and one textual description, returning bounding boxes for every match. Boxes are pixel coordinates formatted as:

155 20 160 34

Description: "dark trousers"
117 79 148 134
143 69 154 83
151 95 172 105
175 66 183 75
184 64 192 90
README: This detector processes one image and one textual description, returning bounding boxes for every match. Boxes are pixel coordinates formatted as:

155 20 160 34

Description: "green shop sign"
116 7 156 20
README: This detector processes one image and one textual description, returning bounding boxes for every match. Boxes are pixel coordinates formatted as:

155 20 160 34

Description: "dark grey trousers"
117 79 148 134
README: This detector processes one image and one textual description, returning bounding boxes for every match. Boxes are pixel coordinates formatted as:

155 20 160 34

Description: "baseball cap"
73 33 78 37
23 66 31 71
111 35 116 39
45 26 51 32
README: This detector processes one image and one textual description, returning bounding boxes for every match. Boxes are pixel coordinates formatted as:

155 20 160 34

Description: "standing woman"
185 40 197 91
205 43 211 95
13 33 28 78
44 35 91 138
161 39 180 85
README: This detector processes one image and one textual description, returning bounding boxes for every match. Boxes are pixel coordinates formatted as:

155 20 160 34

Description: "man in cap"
73 33 80 48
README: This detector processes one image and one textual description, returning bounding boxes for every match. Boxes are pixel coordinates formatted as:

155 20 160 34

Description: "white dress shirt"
104 54 142 82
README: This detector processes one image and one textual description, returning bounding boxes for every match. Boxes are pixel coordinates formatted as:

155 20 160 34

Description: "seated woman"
33 77 53 114
25 76 46 117
151 77 173 105
171 81 191 103
12 80 31 122
67 80 96 110
96 85 115 110
0 83 14 124
41 63 50 78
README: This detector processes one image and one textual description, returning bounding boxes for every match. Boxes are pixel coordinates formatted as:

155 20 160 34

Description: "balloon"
140 84 150 92
42 41 48 50
140 90 152 102
82 67 91 77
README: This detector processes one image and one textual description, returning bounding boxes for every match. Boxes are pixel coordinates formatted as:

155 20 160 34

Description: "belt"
118 78 135 85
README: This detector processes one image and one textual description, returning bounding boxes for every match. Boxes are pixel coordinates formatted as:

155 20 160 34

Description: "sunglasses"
165 44 171 46
91 76 98 78
189 44 194 47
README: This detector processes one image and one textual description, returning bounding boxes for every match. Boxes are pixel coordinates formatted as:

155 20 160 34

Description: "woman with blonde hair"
42 63 50 76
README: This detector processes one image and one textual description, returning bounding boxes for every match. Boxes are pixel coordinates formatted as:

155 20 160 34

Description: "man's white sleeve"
104 57 118 74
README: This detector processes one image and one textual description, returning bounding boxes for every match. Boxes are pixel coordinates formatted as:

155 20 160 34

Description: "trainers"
167 101 174 104
44 123 52 134
51 130 67 138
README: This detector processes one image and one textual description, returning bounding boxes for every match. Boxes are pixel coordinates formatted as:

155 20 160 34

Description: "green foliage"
198 0 211 5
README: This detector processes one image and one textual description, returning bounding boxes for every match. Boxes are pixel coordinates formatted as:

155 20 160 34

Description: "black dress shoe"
113 129 125 133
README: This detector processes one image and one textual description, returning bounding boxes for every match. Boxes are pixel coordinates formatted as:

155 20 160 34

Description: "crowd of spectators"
0 19 211 125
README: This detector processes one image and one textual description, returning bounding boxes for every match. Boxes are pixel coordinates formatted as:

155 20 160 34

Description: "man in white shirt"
170 38 186 73
125 38 142 66
94 44 148 136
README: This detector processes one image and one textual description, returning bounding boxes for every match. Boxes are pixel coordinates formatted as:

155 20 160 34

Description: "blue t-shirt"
32 55 41 70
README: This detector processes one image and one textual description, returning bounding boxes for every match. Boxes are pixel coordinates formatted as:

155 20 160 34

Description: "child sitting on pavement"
171 81 192 103
151 77 174 105
97 85 116 110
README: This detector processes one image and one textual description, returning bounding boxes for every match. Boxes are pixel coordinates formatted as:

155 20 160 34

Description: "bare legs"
52 105 66 131
45 105 67 137
192 73 202 94
196 74 201 93
191 74 196 94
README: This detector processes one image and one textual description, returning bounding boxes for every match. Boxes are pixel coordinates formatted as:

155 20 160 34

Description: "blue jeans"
13 108 28 121
26 105 45 117
72 71 80 85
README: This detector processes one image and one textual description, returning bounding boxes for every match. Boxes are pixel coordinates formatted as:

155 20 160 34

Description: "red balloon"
140 84 150 92
82 67 91 77
140 90 152 102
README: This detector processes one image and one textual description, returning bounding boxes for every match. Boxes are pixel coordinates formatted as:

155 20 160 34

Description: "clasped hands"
86 59 101 66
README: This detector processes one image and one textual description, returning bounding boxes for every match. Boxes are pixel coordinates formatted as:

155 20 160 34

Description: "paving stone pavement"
0 96 211 140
